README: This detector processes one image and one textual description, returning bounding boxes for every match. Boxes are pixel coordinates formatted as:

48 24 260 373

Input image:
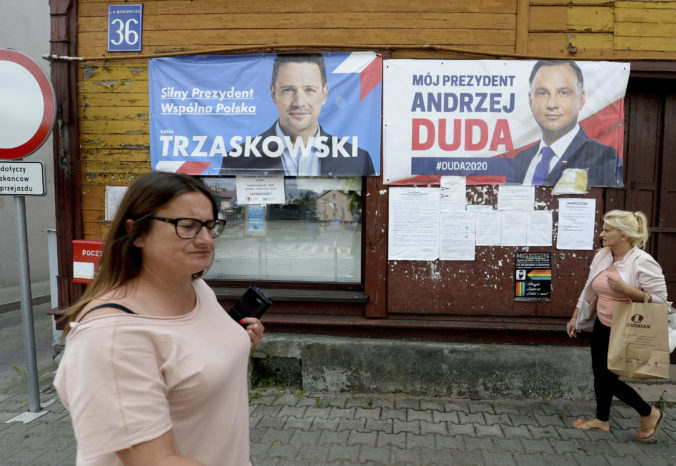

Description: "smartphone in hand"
228 285 272 326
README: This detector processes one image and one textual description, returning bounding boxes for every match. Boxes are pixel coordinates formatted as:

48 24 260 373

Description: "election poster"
383 60 629 188
149 52 382 177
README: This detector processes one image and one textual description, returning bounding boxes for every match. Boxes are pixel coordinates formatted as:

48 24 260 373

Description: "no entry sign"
0 49 56 160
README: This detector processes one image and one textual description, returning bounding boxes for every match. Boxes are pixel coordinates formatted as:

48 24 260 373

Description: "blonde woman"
567 210 667 439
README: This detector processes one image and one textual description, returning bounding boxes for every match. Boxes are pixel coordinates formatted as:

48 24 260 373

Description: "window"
203 177 363 283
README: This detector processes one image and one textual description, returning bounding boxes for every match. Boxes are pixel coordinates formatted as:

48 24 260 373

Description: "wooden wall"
69 0 676 325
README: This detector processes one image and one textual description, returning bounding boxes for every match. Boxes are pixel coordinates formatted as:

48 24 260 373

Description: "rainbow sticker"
516 281 525 296
527 270 551 280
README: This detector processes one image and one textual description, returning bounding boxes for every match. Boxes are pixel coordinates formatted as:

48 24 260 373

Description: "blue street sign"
108 4 143 52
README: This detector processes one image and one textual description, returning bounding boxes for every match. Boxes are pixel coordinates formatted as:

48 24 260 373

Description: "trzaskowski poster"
149 52 382 177
383 60 629 188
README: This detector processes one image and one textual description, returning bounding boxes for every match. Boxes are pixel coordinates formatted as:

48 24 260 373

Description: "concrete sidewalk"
0 281 51 314
1 369 674 465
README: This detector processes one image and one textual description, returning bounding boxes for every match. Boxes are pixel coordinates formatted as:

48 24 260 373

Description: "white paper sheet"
439 176 466 212
388 187 440 260
475 210 501 246
527 210 553 246
440 211 475 260
105 186 128 221
235 176 285 205
497 185 535 211
557 198 597 250
501 211 528 246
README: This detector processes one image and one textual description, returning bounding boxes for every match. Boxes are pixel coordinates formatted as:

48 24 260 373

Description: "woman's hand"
566 318 577 339
607 274 627 294
240 317 264 348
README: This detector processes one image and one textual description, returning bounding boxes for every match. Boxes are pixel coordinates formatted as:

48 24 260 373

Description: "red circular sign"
0 49 56 160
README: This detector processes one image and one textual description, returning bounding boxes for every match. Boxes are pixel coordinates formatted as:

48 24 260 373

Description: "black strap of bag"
76 303 137 322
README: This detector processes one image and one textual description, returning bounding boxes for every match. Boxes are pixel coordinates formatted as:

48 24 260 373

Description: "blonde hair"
602 210 649 249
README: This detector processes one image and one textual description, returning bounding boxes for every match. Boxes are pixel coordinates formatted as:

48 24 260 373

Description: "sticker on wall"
514 252 551 302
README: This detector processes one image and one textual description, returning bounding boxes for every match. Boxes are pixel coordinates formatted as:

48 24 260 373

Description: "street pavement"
0 293 674 465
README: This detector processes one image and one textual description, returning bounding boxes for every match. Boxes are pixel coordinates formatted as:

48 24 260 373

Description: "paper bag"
607 300 670 380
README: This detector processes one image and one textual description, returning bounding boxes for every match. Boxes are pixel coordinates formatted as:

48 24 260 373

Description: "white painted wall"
0 0 55 288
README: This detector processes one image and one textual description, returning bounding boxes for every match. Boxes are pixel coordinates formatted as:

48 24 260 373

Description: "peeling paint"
379 189 387 195
95 80 119 88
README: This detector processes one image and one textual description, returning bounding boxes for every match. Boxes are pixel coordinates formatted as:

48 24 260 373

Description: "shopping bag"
607 298 670 380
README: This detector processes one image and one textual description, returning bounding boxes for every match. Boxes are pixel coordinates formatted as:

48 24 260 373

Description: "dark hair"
271 53 327 87
529 60 584 91
60 171 219 334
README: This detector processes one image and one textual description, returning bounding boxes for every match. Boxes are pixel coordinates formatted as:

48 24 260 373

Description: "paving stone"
432 410 459 424
260 427 294 446
602 454 642 466
394 398 420 410
501 425 533 439
420 399 445 411
434 433 465 450
318 429 349 446
289 430 321 445
509 413 538 427
448 422 476 436
534 413 568 427
381 407 407 421
635 454 675 466
328 444 360 462
576 439 615 456
310 417 340 431
359 445 391 464
527 424 560 440
257 415 287 429
328 407 355 420
354 406 382 420
303 406 331 419
364 418 394 434
393 419 420 434
284 416 313 430
468 401 496 414
405 432 435 449
420 448 453 465
458 411 486 425
450 448 484 465
484 412 513 426
345 397 374 408
489 437 526 454
376 431 407 448
464 435 490 451
369 398 395 409
407 408 433 423
266 442 300 460
337 418 366 432
420 420 448 435
481 450 517 465
571 452 611 465
444 400 470 413
278 404 306 417
548 438 583 454
475 424 503 438
390 446 423 464
347 429 377 446
520 438 555 454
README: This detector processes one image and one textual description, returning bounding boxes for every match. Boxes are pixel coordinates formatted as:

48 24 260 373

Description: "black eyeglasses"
149 216 226 239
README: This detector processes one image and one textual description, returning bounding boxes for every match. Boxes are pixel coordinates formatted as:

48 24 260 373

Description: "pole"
14 195 41 412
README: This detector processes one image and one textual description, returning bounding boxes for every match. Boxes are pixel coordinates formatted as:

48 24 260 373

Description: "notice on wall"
557 198 596 250
475 210 501 246
388 187 440 260
515 252 551 302
439 176 466 212
497 185 535 211
236 176 285 205
105 186 128 220
440 211 475 260
527 210 553 247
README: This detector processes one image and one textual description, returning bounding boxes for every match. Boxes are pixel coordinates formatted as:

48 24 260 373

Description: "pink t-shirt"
54 279 251 465
591 269 630 327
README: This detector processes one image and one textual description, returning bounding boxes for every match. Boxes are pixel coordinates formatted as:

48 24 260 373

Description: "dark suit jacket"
221 122 376 176
506 127 623 187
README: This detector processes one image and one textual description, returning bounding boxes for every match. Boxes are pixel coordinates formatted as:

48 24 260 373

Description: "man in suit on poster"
223 54 375 176
507 60 623 187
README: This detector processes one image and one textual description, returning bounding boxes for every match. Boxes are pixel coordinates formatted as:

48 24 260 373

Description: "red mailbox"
72 240 104 284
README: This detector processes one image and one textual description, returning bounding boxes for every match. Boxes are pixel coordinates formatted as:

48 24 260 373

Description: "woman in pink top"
567 210 666 439
55 172 264 465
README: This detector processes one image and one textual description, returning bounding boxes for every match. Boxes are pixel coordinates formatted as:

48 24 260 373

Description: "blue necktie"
532 146 554 185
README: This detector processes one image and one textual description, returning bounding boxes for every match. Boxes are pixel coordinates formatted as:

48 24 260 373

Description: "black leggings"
591 317 652 421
